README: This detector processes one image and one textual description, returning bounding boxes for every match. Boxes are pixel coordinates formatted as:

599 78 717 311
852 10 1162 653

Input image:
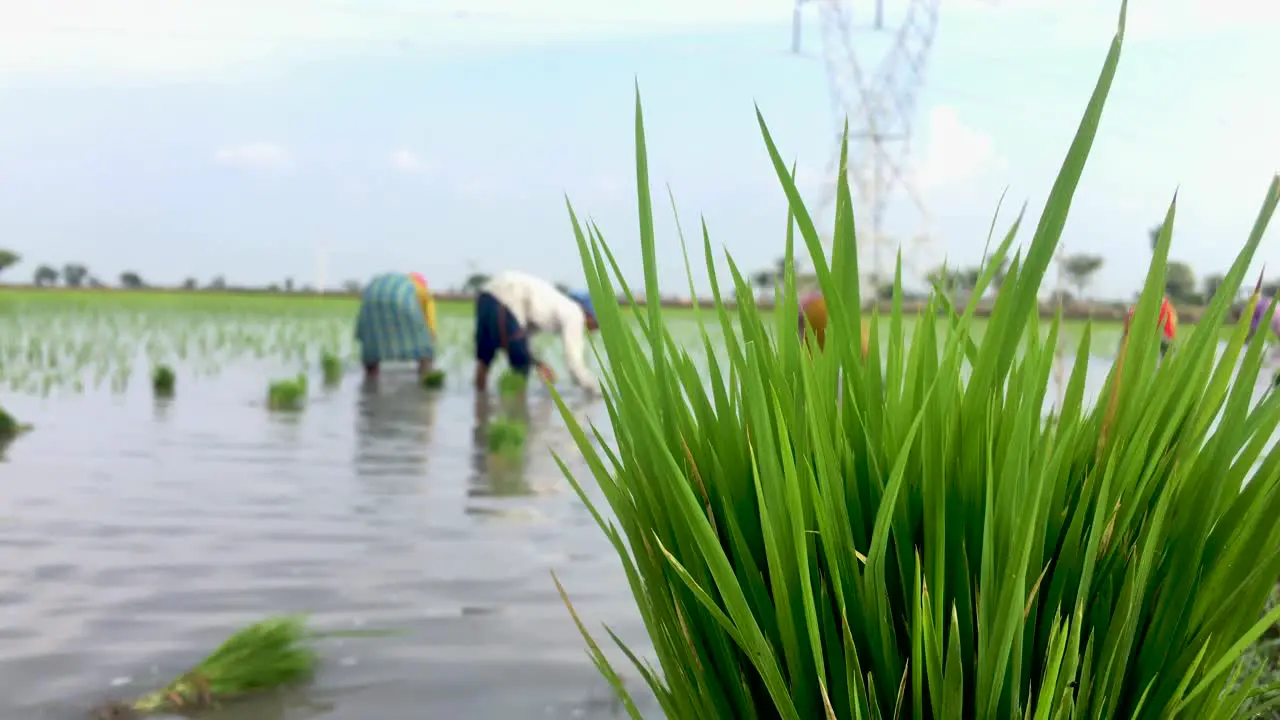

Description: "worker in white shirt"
473 270 600 394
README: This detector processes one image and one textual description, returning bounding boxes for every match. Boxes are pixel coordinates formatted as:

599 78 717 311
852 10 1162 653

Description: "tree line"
748 222 1279 308
0 257 555 298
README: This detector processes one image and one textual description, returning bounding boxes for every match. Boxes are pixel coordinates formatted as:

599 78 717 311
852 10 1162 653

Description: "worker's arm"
558 310 597 390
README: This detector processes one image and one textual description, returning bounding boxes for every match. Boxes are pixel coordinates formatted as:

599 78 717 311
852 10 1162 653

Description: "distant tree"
1165 261 1198 304
925 265 955 292
62 263 89 287
208 275 227 290
462 273 490 294
119 271 145 289
181 277 198 290
1061 254 1104 299
342 279 361 294
284 278 294 293
750 269 775 289
266 283 281 293
0 249 20 278
991 256 1011 292
87 276 104 288
33 264 58 287
1202 273 1227 304
1149 222 1165 251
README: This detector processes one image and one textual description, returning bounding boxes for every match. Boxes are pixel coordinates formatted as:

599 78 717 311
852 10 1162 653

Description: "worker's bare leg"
474 361 491 391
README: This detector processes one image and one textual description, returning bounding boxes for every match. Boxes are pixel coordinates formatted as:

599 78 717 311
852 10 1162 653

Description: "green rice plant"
548 3 1280 718
267 373 308 411
422 369 447 389
498 370 528 397
487 416 527 456
320 351 343 385
151 364 175 397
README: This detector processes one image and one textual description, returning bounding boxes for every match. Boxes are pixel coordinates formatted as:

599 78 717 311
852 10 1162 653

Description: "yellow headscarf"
408 272 437 336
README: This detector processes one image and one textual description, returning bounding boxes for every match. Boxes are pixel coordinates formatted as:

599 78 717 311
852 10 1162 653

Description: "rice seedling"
151 364 175 397
320 351 343 385
548 3 1280 718
91 615 326 718
498 371 528 397
487 416 527 456
267 374 308 411
422 369 447 389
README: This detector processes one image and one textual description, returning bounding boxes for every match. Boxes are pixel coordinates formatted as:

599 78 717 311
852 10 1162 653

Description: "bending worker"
354 271 438 380
473 270 600 394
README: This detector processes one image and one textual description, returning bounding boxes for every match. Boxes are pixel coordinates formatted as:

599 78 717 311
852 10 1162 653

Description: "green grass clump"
486 417 527 456
497 371 527 397
422 369 446 389
267 373 308 411
151 364 175 396
549 4 1280 718
320 351 343 385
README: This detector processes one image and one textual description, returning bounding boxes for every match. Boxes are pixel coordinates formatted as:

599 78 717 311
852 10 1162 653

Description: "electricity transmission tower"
791 0 941 292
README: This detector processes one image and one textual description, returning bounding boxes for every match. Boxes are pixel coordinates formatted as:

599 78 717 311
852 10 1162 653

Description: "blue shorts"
474 291 533 373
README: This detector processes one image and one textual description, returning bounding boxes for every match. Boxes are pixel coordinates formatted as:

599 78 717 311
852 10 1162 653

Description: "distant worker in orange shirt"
1123 295 1178 356
798 292 869 358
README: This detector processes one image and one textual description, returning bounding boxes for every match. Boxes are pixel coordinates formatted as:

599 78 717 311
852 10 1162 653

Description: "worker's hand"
536 363 557 385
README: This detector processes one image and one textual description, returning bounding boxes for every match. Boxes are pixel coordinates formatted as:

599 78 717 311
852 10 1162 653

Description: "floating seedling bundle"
320 351 343 385
422 369 446 389
0 405 31 442
550 3 1280 717
150 365 175 397
267 373 308 411
498 371 527 398
92 615 384 718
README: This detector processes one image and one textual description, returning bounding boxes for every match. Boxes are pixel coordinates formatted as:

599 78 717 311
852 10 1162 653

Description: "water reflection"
151 396 174 424
353 374 438 485
469 391 533 499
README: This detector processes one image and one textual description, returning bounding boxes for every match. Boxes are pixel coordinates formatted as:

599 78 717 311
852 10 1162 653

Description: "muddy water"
1 342 1276 719
0 365 655 719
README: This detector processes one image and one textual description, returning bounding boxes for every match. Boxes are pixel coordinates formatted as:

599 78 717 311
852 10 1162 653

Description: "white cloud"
913 105 999 193
212 142 293 172
389 147 429 174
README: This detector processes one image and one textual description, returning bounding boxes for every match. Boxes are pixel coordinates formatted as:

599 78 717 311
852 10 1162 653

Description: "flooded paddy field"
0 290 1273 719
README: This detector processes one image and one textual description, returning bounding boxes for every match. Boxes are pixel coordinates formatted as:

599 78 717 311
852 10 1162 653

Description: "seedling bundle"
549 3 1280 717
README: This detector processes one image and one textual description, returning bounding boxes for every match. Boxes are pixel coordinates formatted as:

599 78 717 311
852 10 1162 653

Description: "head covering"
407 272 437 336
1126 296 1177 342
1250 298 1280 338
568 290 595 320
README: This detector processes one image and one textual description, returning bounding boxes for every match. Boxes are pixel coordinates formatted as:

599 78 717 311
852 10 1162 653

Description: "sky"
0 0 1275 299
